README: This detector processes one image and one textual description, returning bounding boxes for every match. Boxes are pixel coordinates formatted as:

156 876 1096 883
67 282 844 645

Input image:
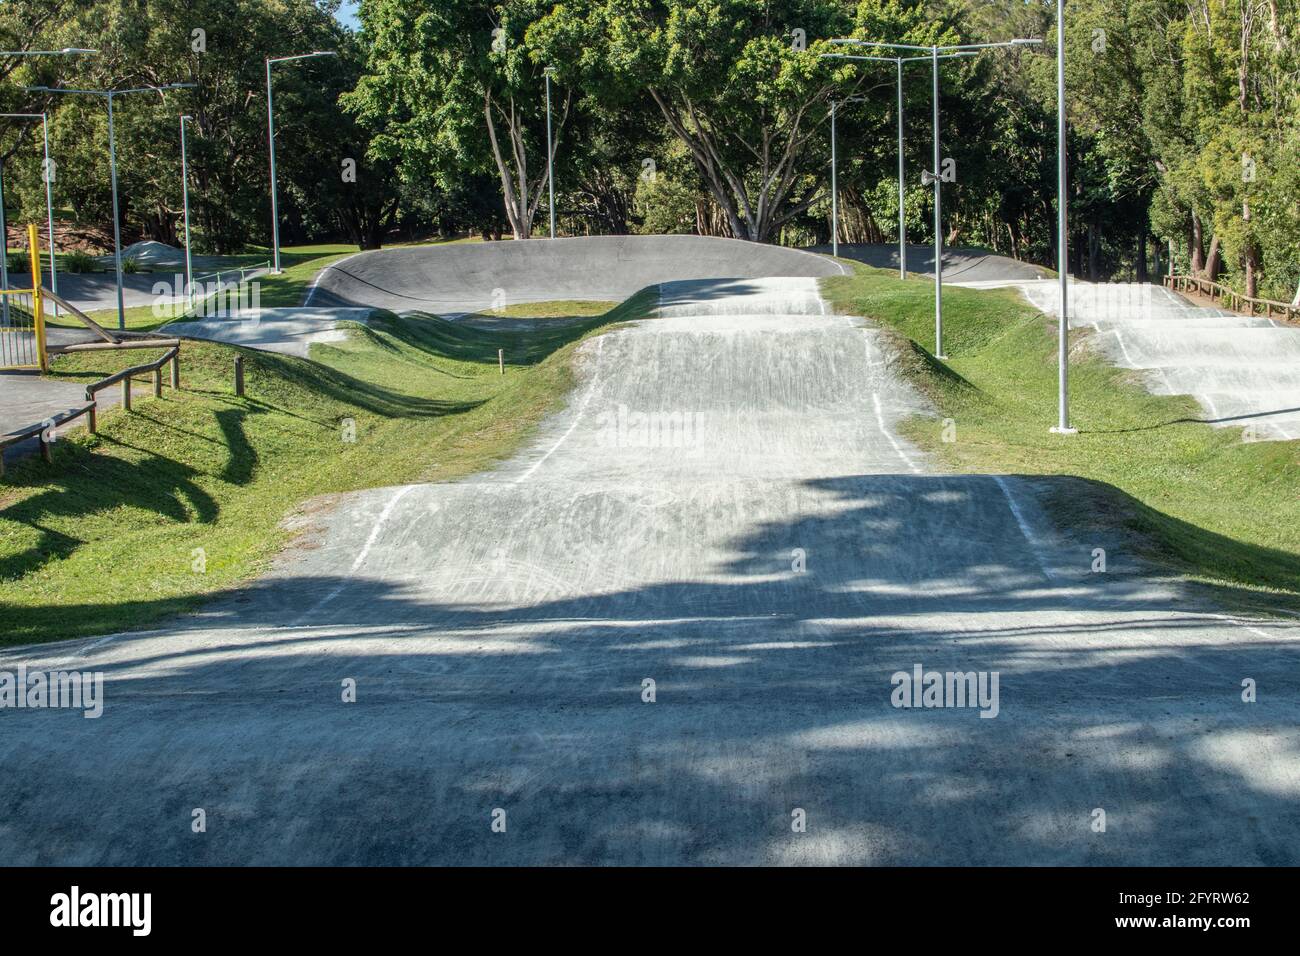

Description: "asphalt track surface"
305 235 846 314
1019 280 1300 442
7 271 189 311
2 269 1297 866
162 308 374 358
808 242 1051 282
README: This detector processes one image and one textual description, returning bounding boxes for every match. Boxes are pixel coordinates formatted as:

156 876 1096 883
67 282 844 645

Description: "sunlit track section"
1021 281 1300 441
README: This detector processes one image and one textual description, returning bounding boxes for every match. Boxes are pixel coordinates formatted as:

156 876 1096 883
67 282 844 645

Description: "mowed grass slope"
822 266 1300 609
0 294 645 645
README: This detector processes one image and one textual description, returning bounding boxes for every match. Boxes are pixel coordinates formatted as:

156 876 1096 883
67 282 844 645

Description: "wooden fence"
1164 275 1300 324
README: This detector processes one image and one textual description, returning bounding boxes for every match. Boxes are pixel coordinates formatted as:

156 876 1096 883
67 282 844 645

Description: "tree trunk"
1137 232 1148 282
1205 235 1222 281
484 95 528 239
1241 196 1259 298
1190 213 1205 273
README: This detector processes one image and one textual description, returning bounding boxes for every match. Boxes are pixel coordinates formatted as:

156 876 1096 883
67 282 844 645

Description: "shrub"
63 251 97 273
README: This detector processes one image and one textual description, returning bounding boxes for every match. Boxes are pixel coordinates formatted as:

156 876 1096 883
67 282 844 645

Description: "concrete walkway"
163 308 373 358
1 277 1295 866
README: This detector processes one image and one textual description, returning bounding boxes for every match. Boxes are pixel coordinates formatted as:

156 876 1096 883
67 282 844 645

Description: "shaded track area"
1 278 1296 866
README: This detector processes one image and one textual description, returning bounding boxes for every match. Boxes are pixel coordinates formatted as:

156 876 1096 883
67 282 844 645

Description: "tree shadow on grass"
1036 474 1300 612
222 348 488 421
0 439 218 582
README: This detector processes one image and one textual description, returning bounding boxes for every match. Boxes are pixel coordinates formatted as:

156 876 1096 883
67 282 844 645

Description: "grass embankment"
822 265 1300 611
0 293 646 646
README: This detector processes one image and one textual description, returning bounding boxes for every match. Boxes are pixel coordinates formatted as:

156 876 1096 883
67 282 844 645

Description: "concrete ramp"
163 308 373 358
305 235 845 315
1021 281 1300 441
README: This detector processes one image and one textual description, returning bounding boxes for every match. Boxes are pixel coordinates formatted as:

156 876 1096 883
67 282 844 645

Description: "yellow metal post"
27 224 46 372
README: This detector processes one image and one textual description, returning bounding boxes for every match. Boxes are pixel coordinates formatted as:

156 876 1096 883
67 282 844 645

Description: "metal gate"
0 225 46 372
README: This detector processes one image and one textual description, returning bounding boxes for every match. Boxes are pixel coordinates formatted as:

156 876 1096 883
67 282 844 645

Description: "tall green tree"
346 1 572 240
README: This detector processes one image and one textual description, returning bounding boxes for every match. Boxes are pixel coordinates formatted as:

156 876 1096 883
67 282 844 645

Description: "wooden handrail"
1164 274 1300 324
0 344 181 478
84 346 180 399
0 401 96 476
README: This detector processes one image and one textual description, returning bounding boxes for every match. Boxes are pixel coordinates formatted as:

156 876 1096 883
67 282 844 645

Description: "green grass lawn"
822 265 1300 612
0 294 650 646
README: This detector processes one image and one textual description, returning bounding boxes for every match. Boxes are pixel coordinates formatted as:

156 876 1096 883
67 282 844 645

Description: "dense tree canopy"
0 0 1293 299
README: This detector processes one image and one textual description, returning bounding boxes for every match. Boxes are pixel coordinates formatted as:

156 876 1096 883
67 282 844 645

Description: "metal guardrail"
1165 274 1300 324
0 289 44 369
182 260 271 317
0 344 180 477
0 225 48 371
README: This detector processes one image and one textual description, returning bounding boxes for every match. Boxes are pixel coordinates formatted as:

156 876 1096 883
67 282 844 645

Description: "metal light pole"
180 114 194 307
896 58 906 278
1051 3 1076 434
27 83 195 329
0 49 94 299
820 53 911 277
266 51 335 273
545 67 556 239
107 94 123 324
0 161 8 321
830 99 837 256
0 113 61 315
825 94 874 259
930 45 944 357
830 38 1041 358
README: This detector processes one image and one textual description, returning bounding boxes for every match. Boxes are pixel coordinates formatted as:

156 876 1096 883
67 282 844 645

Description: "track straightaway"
2 277 1297 867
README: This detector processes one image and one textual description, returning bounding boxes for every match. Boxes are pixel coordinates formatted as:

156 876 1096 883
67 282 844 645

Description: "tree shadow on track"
2 472 1297 866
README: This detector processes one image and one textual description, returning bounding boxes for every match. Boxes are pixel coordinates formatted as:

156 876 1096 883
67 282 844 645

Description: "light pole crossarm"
898 51 980 63
820 53 901 64
22 82 195 329
829 39 932 52
266 52 335 273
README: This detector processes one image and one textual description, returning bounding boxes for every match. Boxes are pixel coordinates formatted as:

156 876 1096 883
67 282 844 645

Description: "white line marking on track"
303 251 368 307
290 484 417 625
1109 327 1139 367
872 392 921 474
1198 611 1295 641
516 336 606 483
350 485 417 573
992 475 1058 582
